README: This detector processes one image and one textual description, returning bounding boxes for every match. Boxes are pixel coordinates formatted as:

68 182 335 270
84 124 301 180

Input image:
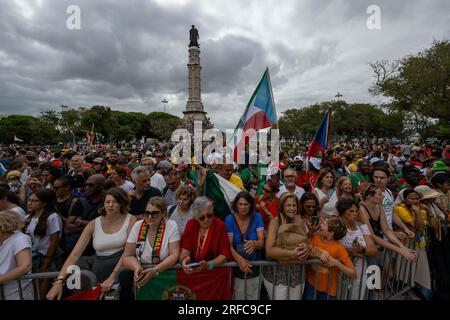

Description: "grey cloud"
0 0 448 131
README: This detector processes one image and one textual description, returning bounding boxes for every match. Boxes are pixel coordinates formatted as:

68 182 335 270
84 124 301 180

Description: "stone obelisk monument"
179 25 213 133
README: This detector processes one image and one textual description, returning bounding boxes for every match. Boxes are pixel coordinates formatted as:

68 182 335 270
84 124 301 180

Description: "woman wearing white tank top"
313 168 338 218
46 188 137 300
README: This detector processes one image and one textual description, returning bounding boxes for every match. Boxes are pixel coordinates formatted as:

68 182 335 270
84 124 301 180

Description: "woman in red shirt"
255 179 280 230
179 196 231 274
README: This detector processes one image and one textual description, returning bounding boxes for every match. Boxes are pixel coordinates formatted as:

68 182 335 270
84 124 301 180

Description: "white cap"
309 157 321 170
294 155 304 161
206 152 223 165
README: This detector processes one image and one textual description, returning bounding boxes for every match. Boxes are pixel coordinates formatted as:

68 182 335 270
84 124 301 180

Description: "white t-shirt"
120 180 135 192
25 212 62 256
93 214 132 256
0 231 33 300
277 185 305 200
340 224 371 249
127 219 180 264
315 188 338 217
169 206 193 235
150 172 166 193
10 206 27 220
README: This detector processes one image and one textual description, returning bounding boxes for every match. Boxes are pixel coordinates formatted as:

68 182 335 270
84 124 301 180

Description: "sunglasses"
198 213 213 222
263 188 274 193
143 210 162 218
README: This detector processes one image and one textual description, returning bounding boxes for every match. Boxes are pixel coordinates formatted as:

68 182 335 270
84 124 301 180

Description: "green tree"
145 112 180 141
370 40 450 138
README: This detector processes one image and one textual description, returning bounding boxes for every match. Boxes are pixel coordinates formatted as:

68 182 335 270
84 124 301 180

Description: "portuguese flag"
202 171 241 221
136 268 232 300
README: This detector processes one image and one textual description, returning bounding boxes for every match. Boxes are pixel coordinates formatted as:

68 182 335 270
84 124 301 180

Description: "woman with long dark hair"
225 191 265 299
299 192 321 237
24 189 62 299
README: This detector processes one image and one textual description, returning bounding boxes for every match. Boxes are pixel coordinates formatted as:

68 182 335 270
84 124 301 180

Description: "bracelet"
52 277 65 285
208 261 214 270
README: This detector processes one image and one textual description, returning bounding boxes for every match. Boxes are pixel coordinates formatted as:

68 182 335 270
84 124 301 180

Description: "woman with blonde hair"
169 185 196 234
337 176 356 200
263 192 310 300
0 210 33 300
123 197 180 290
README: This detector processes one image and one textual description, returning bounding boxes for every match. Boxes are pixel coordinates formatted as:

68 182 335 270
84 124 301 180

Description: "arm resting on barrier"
0 248 32 284
46 221 95 300
265 218 309 261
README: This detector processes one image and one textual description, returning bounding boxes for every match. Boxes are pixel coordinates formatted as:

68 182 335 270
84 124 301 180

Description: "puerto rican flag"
307 109 331 159
227 68 277 163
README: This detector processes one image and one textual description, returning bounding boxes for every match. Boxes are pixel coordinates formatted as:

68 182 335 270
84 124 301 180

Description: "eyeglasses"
143 210 162 218
197 213 213 222
263 188 274 193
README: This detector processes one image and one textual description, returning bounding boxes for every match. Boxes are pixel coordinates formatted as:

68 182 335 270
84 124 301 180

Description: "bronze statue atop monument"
189 25 199 47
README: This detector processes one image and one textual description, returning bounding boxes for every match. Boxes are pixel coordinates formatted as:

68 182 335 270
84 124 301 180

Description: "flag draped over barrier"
136 268 232 300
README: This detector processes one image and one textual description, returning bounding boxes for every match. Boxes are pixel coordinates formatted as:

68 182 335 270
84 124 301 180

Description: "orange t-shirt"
307 234 353 296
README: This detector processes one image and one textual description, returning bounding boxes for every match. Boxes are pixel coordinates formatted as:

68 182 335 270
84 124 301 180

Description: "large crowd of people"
0 140 449 300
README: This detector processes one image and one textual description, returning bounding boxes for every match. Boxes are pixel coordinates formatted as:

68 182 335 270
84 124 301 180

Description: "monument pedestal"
179 45 213 133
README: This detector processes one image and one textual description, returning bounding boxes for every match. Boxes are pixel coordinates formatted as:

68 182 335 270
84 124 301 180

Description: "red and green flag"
136 268 232 300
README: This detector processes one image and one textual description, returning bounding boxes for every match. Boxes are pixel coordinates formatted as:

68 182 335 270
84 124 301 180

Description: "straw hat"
413 185 441 200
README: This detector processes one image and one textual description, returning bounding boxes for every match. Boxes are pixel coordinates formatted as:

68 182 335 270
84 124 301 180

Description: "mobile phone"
187 262 201 269
311 216 320 225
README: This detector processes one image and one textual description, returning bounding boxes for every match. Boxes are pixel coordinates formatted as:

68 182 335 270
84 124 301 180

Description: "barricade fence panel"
2 241 417 300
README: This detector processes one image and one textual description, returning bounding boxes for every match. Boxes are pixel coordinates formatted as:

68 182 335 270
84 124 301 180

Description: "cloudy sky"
0 0 449 130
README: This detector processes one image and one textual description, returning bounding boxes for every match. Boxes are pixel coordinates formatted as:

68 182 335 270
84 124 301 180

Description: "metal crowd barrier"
0 270 98 300
337 238 417 300
1 239 417 301
139 239 417 301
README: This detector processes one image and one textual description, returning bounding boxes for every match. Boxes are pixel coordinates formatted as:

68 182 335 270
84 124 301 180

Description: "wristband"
52 277 65 285
208 261 214 270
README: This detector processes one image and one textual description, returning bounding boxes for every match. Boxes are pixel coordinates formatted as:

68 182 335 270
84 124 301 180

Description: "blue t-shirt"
225 213 264 247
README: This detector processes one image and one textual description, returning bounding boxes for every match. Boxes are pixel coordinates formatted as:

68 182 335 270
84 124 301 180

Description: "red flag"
65 285 103 300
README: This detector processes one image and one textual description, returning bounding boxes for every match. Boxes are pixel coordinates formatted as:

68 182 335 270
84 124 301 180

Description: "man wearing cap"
292 155 307 188
430 160 448 174
176 163 195 187
241 162 261 192
92 157 109 177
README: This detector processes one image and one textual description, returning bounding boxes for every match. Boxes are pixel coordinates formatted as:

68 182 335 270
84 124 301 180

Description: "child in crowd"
304 217 357 300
